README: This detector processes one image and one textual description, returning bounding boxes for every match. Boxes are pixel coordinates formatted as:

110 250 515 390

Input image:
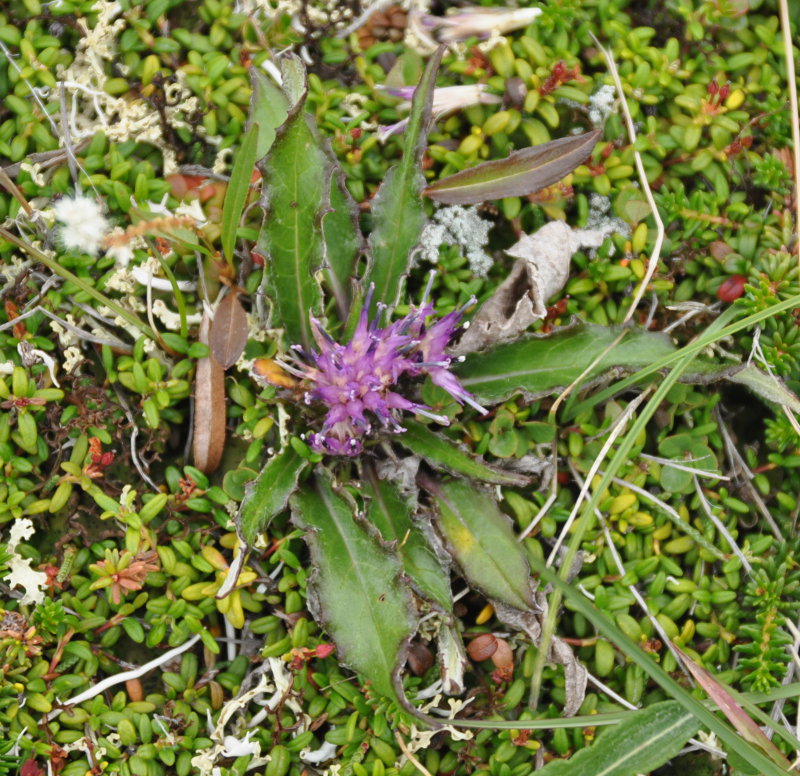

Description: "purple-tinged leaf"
424 129 602 205
673 644 793 769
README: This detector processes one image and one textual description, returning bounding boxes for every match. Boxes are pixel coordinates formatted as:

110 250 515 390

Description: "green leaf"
363 467 452 612
291 471 417 707
529 560 793 776
421 477 534 612
424 130 601 205
727 363 800 413
323 161 363 318
456 323 676 404
396 420 530 487
258 73 327 349
536 701 698 776
221 122 259 264
236 446 307 545
364 46 443 314
246 68 290 161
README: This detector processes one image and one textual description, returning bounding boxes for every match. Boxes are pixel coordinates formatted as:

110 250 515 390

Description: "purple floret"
288 284 487 456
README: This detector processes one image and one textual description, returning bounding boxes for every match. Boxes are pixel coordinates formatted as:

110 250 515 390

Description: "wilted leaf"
424 129 601 205
454 221 605 353
209 292 249 369
193 313 226 474
456 322 676 404
364 47 443 314
237 445 307 545
673 644 792 769
291 471 417 710
396 419 530 487
536 701 699 776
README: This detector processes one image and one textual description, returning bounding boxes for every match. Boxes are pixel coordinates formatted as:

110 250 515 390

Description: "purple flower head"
288 283 487 456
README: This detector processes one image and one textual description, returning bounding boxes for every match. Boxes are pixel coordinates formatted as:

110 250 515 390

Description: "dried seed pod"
125 678 143 702
490 638 514 682
407 641 434 676
467 633 498 662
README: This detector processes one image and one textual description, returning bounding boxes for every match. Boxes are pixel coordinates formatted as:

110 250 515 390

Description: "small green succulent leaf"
456 323 676 404
323 158 363 318
364 46 443 315
291 470 417 709
363 466 452 612
421 476 534 611
257 69 328 349
396 420 530 487
247 68 290 160
221 123 259 265
237 445 307 545
424 129 602 205
536 700 699 776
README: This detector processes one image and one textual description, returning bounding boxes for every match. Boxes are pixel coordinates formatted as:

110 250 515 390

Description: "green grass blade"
221 122 259 265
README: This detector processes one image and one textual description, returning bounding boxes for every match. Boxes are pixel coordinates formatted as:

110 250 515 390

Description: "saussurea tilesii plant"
282 281 486 456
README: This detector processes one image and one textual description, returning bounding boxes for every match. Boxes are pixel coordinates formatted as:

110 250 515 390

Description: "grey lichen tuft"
416 205 494 277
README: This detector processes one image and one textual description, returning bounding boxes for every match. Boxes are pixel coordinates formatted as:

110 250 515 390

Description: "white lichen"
54 194 110 256
3 518 49 606
63 346 84 374
416 205 494 276
56 2 203 175
576 193 631 257
588 84 617 126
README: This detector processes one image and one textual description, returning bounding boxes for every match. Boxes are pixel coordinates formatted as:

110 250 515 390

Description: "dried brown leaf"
193 312 226 474
209 292 249 370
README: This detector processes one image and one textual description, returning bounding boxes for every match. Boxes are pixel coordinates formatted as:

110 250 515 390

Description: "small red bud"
708 79 719 96
315 643 335 659
717 274 747 302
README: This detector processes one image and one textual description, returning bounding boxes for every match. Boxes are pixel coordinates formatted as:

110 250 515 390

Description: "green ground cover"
2 0 800 774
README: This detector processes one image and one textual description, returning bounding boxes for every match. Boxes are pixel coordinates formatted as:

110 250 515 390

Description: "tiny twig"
395 730 433 776
53 634 200 714
778 0 800 268
591 33 664 324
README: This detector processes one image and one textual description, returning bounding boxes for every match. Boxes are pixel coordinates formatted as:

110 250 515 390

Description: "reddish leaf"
193 312 226 474
424 129 601 205
209 292 249 370
674 644 792 769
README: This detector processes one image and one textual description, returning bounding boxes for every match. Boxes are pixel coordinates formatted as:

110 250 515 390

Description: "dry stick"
0 166 33 217
778 0 800 271
518 330 629 542
590 33 664 325
395 731 434 776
